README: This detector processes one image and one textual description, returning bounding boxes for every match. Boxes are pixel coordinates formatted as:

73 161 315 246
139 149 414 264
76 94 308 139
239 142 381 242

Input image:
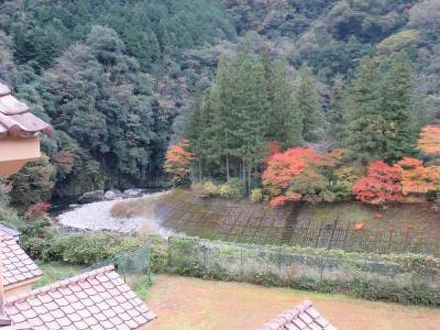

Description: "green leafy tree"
8 155 56 207
43 26 155 185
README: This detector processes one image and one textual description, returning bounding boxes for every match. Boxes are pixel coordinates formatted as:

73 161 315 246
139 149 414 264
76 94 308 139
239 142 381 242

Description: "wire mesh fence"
166 235 440 306
78 234 440 306
85 245 151 281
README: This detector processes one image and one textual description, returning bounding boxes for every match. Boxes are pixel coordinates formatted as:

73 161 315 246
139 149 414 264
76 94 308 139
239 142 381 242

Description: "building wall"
5 283 34 299
0 136 40 176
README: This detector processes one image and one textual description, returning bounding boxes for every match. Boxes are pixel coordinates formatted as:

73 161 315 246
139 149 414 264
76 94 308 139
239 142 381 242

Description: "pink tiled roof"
1 235 43 288
5 265 156 330
260 300 336 330
0 83 52 140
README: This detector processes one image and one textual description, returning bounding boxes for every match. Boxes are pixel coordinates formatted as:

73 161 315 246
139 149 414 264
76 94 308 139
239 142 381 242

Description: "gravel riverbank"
56 191 173 236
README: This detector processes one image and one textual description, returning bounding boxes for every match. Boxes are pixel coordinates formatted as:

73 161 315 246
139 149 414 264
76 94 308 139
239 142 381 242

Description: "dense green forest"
1 0 439 206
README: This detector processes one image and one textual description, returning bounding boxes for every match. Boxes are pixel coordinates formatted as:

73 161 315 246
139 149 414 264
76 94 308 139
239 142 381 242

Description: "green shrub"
199 179 243 199
250 188 263 203
0 206 22 229
0 183 9 206
59 233 143 264
218 179 242 199
143 234 168 272
202 180 221 196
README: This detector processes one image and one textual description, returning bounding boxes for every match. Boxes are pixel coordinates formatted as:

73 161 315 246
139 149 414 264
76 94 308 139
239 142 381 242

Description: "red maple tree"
262 147 340 206
352 161 401 205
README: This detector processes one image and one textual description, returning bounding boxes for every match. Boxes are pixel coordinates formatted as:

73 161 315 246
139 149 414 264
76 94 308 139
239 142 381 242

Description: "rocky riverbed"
56 191 173 236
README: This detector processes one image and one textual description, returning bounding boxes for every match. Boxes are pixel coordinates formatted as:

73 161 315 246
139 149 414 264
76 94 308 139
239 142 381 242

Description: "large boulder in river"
103 190 122 200
78 190 104 204
123 189 144 198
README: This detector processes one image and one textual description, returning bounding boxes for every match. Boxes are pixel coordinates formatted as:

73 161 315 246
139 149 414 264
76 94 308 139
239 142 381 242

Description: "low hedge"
166 235 440 307
23 231 168 272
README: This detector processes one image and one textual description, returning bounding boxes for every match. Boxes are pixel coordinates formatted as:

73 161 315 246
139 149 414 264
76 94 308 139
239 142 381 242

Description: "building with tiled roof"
4 265 156 330
0 226 19 244
1 235 42 300
260 300 336 330
0 83 52 176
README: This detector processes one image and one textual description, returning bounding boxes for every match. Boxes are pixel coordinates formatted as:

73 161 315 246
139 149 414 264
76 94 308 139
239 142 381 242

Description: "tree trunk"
198 159 202 182
226 155 230 182
247 166 251 194
242 159 246 188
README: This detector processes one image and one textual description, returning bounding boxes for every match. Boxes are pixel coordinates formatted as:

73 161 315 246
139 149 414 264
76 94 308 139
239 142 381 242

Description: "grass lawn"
34 262 86 288
146 274 440 330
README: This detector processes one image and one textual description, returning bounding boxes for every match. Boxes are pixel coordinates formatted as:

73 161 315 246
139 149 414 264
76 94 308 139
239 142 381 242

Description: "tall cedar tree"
233 53 270 189
186 96 210 181
267 61 304 148
329 78 347 142
188 50 302 187
295 65 323 142
346 53 419 163
345 57 384 162
381 51 419 163
205 56 235 178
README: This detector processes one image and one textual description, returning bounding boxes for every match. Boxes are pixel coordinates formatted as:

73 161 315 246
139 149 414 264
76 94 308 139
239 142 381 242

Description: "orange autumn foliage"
419 125 440 155
164 139 193 185
353 223 365 231
396 157 440 195
352 161 401 205
263 147 317 191
269 192 302 207
263 147 342 206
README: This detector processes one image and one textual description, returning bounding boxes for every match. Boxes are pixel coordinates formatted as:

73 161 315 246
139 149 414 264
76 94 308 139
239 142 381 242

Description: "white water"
57 191 174 236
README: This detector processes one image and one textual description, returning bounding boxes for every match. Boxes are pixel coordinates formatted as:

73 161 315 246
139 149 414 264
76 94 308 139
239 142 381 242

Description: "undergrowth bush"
58 233 143 264
201 180 220 196
218 179 242 199
198 179 243 199
250 188 263 203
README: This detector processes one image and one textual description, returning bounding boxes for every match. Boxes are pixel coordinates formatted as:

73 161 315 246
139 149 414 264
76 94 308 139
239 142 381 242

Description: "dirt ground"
146 274 440 330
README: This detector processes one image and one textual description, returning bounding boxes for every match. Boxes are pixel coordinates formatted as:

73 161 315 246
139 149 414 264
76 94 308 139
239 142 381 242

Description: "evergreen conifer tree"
270 61 303 148
381 51 419 163
295 65 323 142
345 57 383 162
329 78 347 143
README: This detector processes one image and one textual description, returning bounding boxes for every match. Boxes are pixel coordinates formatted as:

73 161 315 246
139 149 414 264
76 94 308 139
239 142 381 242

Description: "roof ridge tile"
260 300 336 330
6 265 115 305
0 82 52 139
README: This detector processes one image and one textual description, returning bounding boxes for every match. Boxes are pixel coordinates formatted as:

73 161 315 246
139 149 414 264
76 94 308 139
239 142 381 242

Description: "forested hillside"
0 0 439 206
